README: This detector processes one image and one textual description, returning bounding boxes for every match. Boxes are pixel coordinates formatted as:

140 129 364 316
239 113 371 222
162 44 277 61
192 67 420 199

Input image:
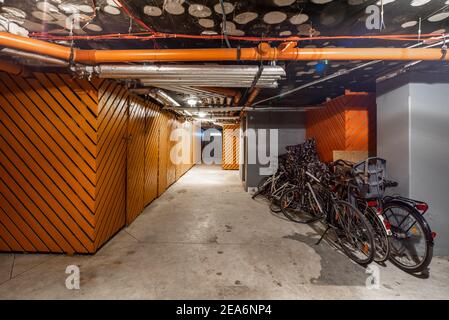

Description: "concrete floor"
0 165 448 299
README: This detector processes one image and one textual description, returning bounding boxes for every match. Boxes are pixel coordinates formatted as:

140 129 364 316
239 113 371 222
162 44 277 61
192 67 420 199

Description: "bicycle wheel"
363 206 390 263
334 201 375 265
269 196 282 213
280 188 319 223
252 176 270 199
383 201 433 273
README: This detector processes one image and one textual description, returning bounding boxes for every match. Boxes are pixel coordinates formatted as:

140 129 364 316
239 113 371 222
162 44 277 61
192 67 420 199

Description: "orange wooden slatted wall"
306 91 376 163
0 71 196 254
222 124 240 170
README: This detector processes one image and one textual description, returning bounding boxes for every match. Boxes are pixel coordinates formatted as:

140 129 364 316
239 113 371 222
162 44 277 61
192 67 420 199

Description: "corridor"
0 165 448 299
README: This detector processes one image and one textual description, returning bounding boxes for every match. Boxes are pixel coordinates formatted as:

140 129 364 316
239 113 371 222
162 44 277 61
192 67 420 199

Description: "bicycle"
252 170 295 213
330 159 392 263
286 166 376 265
346 157 435 273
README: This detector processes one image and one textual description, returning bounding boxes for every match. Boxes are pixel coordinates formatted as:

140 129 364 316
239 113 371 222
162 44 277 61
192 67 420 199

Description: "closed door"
126 97 146 224
144 103 160 206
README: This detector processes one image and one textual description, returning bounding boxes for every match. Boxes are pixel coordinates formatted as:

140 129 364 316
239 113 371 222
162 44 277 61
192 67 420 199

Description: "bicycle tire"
383 201 434 274
364 206 390 263
335 201 375 265
252 176 270 199
269 197 282 213
280 188 322 223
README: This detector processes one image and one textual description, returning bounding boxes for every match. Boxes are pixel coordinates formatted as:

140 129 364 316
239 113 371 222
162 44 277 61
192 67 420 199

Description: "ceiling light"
158 90 180 107
187 98 198 106
411 0 431 6
198 112 207 118
184 110 192 116
263 11 287 24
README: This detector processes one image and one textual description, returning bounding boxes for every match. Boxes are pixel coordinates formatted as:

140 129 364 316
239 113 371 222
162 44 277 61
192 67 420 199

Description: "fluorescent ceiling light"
187 98 198 107
157 90 180 107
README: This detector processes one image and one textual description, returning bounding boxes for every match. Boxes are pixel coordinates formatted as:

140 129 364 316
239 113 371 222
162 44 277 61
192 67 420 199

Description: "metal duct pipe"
196 87 242 106
201 116 240 120
141 80 278 88
168 106 243 112
156 89 180 107
0 60 28 76
0 48 68 66
87 65 285 78
150 85 226 99
132 75 282 80
2 32 447 64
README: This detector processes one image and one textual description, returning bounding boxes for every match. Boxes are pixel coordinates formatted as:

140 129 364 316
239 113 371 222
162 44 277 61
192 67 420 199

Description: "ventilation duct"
76 64 285 88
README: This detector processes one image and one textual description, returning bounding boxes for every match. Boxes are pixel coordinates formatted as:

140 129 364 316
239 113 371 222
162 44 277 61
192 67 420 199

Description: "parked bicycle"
333 157 435 273
252 139 435 273
252 165 296 213
285 165 375 265
330 159 392 263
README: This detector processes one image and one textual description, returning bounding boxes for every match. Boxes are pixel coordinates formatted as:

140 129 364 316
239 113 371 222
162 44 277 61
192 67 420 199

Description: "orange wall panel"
0 72 196 254
126 95 146 225
306 92 376 163
94 80 128 250
144 102 161 206
222 124 240 170
0 72 97 254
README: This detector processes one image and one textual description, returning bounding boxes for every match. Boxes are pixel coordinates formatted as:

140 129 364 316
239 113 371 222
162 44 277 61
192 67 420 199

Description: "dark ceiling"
1 0 448 107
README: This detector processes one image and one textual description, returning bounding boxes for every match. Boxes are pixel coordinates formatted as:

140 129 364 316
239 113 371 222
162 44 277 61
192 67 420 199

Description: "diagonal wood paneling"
222 124 240 170
306 92 376 163
1 72 196 254
126 96 146 225
144 101 161 206
166 117 177 187
158 113 169 196
94 80 128 250
0 71 97 254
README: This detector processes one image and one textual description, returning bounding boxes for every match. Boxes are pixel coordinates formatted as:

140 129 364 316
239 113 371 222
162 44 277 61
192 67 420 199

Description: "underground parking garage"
0 0 449 303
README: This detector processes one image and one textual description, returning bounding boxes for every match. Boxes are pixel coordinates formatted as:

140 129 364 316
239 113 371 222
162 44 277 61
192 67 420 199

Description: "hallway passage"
0 165 448 299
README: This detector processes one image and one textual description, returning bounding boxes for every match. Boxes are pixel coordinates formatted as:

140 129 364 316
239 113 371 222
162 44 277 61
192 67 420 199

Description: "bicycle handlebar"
385 180 398 188
331 159 354 167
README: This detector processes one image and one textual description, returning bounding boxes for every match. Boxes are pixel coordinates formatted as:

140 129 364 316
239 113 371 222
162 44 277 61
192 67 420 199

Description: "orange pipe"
0 60 28 77
1 32 448 64
197 87 242 105
245 88 261 107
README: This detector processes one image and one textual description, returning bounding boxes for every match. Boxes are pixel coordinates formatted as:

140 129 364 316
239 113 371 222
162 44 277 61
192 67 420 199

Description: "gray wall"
243 111 306 190
410 82 449 256
377 82 411 196
377 73 449 255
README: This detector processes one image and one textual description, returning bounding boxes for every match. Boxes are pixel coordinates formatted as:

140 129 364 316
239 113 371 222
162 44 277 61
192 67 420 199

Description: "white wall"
377 83 411 197
377 74 449 255
410 82 449 256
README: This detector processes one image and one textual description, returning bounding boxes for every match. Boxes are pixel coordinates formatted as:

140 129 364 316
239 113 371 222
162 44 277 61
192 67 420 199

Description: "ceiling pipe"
168 106 242 112
196 87 242 106
167 105 323 112
84 65 285 77
0 60 29 77
0 48 68 66
1 32 448 64
140 80 279 88
74 64 284 88
252 36 448 107
245 88 261 108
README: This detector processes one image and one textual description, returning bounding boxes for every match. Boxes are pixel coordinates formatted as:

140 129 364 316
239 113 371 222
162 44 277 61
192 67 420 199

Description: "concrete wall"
410 81 449 256
377 82 411 196
243 111 306 189
377 73 449 255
